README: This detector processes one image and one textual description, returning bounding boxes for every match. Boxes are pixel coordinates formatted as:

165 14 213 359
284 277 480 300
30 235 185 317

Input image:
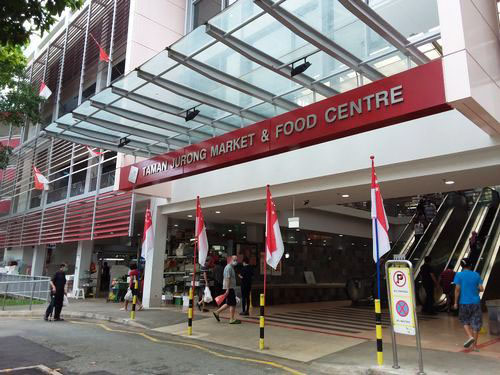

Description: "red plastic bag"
215 292 227 306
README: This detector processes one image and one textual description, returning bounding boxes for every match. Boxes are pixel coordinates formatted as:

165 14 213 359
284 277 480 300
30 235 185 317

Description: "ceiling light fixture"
118 137 130 148
444 180 455 185
187 214 193 218
215 210 221 214
341 194 350 198
241 221 245 224
338 234 343 237
290 58 312 77
185 107 200 121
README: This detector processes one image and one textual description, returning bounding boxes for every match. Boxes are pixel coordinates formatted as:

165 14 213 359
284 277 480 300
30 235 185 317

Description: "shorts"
459 304 482 331
224 288 236 307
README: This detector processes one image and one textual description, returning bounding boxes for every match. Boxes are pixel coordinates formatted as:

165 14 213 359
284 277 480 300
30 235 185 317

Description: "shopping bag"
236 296 241 305
63 295 69 307
124 288 133 302
203 286 213 303
215 292 227 306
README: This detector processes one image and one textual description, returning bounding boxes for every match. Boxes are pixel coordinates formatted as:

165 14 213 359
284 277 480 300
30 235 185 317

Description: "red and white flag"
196 196 209 266
33 167 49 191
265 185 284 269
86 146 103 158
371 157 390 262
90 33 110 63
141 204 154 260
39 82 52 99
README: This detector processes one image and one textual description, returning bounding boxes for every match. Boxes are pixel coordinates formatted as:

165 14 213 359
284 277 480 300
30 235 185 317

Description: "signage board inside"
388 266 416 335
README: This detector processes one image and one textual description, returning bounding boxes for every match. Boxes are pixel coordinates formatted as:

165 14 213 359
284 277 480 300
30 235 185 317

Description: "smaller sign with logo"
388 266 416 335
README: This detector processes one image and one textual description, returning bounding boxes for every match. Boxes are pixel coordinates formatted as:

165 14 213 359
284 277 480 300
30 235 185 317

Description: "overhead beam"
168 48 300 112
254 0 384 82
71 113 188 148
55 123 170 155
43 130 152 158
137 70 266 123
111 86 238 132
338 0 429 65
90 100 211 140
205 23 338 98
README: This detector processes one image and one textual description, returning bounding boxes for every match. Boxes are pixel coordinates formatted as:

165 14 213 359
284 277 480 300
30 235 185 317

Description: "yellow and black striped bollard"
259 293 265 350
131 279 138 320
375 299 383 365
188 287 193 336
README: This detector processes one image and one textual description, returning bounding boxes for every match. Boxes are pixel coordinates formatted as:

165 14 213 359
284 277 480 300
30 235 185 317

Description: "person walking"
44 263 67 321
238 257 253 316
414 218 425 246
197 261 210 313
100 262 111 292
439 265 456 313
453 258 484 351
420 256 439 314
121 263 143 311
424 199 437 225
468 231 482 267
213 255 240 324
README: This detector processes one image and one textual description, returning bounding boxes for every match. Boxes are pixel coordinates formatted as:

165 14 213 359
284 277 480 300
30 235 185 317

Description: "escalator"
478 203 500 300
411 193 468 279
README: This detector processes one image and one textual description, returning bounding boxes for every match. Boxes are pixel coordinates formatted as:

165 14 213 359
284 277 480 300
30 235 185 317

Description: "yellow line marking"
69 320 305 375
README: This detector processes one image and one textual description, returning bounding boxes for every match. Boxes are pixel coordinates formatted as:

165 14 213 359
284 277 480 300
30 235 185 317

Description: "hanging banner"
388 266 416 335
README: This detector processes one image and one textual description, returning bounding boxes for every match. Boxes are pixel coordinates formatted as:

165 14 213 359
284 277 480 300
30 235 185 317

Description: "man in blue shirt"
453 258 484 351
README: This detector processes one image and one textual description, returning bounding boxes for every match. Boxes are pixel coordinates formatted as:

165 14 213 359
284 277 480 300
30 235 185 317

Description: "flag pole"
188 198 198 336
371 155 384 366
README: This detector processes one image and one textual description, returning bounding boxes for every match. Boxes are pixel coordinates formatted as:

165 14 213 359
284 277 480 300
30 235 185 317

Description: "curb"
0 310 148 329
312 363 422 375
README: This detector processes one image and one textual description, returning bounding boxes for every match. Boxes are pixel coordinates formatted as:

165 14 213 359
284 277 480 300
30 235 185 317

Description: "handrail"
391 212 416 251
407 194 449 261
476 203 500 272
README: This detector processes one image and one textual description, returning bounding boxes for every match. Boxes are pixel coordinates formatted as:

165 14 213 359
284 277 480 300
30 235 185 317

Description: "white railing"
0 274 51 310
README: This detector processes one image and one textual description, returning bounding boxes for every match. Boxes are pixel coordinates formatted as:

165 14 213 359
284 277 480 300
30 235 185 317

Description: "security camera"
303 200 310 206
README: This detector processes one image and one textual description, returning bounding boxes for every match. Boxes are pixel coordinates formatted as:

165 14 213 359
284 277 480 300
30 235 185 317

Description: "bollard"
259 293 265 350
130 279 138 320
188 287 193 336
375 299 383 365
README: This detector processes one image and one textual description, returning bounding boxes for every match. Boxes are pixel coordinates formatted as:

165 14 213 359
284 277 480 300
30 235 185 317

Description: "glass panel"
209 0 263 32
135 83 200 110
47 176 68 204
250 102 287 118
170 26 215 56
73 100 98 117
220 115 252 128
112 71 147 92
280 0 392 60
368 51 409 77
370 0 439 40
281 88 315 107
321 69 358 93
92 88 121 105
140 50 177 76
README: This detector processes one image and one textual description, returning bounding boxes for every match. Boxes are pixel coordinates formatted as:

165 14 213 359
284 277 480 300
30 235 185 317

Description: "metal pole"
385 260 400 369
61 143 76 241
54 17 69 121
409 261 425 375
29 281 36 310
90 152 104 240
128 192 136 237
106 0 118 86
78 1 93 106
2 284 8 311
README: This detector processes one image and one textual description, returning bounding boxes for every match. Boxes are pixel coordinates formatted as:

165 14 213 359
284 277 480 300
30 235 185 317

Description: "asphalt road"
0 318 314 375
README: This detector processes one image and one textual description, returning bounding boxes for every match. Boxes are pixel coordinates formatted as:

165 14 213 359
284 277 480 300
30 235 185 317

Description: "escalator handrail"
443 189 485 271
407 194 449 261
475 203 500 273
391 213 416 252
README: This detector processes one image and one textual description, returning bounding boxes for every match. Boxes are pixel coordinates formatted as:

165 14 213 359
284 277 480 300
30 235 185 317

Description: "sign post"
385 259 425 375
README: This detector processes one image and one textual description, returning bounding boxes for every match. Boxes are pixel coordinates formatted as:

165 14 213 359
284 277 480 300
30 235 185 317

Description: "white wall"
439 0 500 134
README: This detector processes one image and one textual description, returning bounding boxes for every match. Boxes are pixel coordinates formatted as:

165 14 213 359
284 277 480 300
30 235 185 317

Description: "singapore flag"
39 82 52 99
33 166 50 191
141 204 154 260
371 156 391 262
196 196 209 266
265 185 284 269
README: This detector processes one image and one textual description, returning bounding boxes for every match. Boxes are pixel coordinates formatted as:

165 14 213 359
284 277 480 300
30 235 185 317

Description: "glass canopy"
47 0 441 157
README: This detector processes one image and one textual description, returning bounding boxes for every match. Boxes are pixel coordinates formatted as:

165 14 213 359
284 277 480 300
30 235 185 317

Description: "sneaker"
213 312 220 322
229 319 242 324
464 337 475 348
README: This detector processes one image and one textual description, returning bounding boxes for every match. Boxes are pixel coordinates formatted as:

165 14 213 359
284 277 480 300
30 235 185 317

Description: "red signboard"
119 60 450 191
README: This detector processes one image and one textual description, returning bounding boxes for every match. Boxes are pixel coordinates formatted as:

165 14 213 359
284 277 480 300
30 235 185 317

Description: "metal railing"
0 274 51 310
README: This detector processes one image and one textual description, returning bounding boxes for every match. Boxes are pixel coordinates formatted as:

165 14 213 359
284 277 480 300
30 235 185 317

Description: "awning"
46 0 442 157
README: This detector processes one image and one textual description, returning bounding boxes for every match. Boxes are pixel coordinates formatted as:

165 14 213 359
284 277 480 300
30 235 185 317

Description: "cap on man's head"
461 258 471 268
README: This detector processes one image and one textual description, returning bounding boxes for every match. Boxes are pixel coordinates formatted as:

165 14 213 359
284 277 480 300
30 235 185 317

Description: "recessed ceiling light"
444 180 455 185
351 243 355 245
174 224 178 227
296 228 300 231
339 234 343 237
243 235 246 239
341 194 350 198
285 253 290 259
241 221 245 224
187 214 193 218
291 236 295 240
215 210 221 214
228 229 232 232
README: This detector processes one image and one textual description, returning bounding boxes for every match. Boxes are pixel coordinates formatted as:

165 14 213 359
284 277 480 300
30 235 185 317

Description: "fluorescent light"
215 210 221 214
228 229 232 232
241 221 245 224
187 214 193 218
341 194 350 198
174 224 178 227
338 234 343 237
444 180 455 185
103 258 124 261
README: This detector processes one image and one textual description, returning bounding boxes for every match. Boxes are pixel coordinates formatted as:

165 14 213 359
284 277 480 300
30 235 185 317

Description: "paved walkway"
2 298 500 374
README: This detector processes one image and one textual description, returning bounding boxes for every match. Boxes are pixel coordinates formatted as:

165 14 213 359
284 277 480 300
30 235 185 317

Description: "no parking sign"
388 267 416 335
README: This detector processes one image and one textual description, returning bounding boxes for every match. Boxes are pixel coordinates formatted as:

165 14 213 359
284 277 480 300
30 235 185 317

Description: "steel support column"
54 16 70 120
106 0 118 86
254 0 384 82
205 23 338 98
167 48 300 111
137 70 266 122
77 1 93 106
338 0 429 65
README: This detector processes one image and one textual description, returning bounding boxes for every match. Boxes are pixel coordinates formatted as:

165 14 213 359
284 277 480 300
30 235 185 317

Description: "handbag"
124 288 133 302
215 291 228 306
63 295 69 307
203 286 213 303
